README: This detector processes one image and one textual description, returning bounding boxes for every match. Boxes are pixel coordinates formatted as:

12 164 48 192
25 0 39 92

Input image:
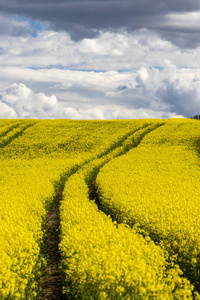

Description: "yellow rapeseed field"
1 119 154 298
1 118 200 299
96 118 200 293
59 142 196 299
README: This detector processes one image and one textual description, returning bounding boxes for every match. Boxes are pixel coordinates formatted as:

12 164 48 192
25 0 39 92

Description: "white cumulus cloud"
1 61 200 120
0 83 59 119
0 101 17 118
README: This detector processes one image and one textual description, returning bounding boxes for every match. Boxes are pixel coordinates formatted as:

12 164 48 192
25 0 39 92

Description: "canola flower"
0 119 151 160
0 120 20 136
96 118 200 292
1 119 152 298
2 118 199 299
59 121 197 299
0 157 80 299
0 120 37 147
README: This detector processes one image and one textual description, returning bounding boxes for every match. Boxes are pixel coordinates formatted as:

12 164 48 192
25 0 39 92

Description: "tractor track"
38 121 165 299
38 189 66 300
87 123 200 297
0 122 37 148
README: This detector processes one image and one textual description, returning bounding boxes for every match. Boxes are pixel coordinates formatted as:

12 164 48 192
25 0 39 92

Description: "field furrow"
96 119 200 294
38 188 65 300
60 164 194 299
1 118 200 299
0 120 38 149
59 120 197 299
38 120 157 298
0 121 21 139
1 119 156 299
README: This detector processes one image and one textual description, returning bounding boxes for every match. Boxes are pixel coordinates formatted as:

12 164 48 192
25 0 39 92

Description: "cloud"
162 11 200 31
0 80 181 120
0 29 200 72
1 62 200 120
156 11 200 48
0 13 32 36
0 83 59 118
1 0 200 47
0 83 122 119
156 63 200 116
123 62 200 117
62 107 114 120
1 2 200 120
0 101 17 118
0 83 120 119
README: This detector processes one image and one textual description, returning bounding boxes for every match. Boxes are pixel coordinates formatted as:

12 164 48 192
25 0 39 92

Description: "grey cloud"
156 29 200 49
157 78 200 117
1 0 200 46
0 13 32 36
104 65 200 117
134 66 200 117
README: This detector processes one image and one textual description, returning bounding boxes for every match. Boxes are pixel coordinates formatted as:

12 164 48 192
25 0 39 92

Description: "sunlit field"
1 119 200 299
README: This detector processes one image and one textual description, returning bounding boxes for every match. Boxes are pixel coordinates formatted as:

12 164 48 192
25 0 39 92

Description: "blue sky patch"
29 20 43 37
19 17 43 37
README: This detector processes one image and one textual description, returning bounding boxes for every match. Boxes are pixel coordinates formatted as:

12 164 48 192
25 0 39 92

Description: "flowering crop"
2 118 200 298
59 120 196 299
0 120 37 149
96 118 200 292
1 119 153 298
0 119 152 159
0 157 80 298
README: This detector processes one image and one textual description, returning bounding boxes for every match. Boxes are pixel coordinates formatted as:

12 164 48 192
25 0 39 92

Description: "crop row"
0 119 152 159
2 118 199 298
0 119 155 298
0 120 21 138
0 157 81 299
59 153 195 299
0 120 37 149
96 119 200 293
59 120 197 299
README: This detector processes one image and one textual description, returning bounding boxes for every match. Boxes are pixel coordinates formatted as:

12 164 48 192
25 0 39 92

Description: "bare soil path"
38 189 66 300
38 123 163 299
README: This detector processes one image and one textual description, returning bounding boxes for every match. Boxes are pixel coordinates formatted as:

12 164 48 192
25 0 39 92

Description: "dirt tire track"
39 122 164 298
0 122 37 149
38 189 65 300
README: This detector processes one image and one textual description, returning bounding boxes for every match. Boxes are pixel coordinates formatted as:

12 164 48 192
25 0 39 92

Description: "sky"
0 0 200 119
